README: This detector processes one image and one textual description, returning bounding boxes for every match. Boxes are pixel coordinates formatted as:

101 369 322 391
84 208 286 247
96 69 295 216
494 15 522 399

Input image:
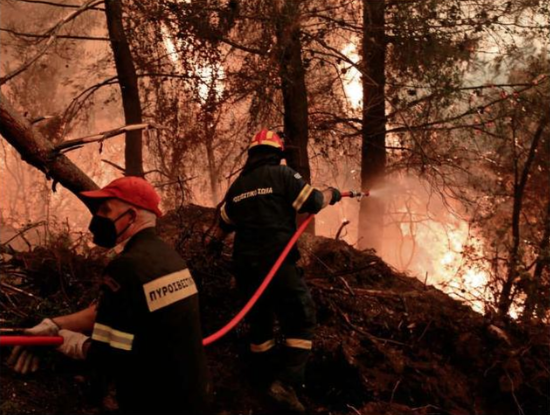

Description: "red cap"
80 177 163 217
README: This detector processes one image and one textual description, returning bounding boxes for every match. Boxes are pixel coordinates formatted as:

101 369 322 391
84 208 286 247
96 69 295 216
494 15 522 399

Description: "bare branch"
0 28 110 42
101 159 125 172
1 221 46 247
12 0 105 11
54 123 163 153
0 0 104 85
61 72 200 129
387 82 547 134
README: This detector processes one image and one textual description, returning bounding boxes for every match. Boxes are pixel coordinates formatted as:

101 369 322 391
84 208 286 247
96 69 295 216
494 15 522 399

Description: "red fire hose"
0 335 64 346
202 211 315 345
0 190 368 348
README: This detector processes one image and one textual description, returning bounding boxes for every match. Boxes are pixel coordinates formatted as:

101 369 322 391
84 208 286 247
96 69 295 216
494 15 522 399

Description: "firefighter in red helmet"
210 129 342 412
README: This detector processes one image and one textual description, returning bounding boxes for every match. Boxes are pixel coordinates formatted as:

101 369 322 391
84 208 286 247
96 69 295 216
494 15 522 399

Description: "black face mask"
89 209 133 248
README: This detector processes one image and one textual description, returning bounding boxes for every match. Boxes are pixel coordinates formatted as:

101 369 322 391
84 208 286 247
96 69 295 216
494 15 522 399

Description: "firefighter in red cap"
9 177 210 415
210 129 342 412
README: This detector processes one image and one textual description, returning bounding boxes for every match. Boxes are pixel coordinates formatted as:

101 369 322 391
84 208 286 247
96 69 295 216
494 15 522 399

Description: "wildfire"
421 220 491 313
340 43 362 109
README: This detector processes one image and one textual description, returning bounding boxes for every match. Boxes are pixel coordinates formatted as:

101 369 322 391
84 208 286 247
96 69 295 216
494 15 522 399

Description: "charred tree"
358 0 387 251
274 0 314 232
104 0 144 177
498 114 549 317
275 1 310 182
0 92 98 201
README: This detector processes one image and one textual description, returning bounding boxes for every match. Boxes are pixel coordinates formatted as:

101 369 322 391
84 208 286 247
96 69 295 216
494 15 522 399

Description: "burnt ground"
1 204 549 415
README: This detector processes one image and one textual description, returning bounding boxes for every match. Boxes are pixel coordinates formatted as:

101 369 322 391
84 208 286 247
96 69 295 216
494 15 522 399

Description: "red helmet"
80 176 163 217
249 129 285 151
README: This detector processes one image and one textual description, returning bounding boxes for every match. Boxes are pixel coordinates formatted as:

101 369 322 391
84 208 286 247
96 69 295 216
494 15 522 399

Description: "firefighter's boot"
267 380 305 413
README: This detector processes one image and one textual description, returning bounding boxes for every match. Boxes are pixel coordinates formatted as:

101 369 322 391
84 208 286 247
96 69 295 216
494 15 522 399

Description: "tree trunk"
104 0 144 177
204 120 219 205
275 0 314 232
523 193 550 320
498 114 549 316
0 92 98 201
358 0 387 251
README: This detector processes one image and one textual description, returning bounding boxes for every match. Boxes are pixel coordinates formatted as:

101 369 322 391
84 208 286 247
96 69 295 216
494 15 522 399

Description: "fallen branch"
54 123 160 153
338 276 355 296
0 299 28 318
390 378 402 403
310 279 422 299
346 404 362 415
334 301 406 347
0 282 42 300
353 287 421 298
335 219 350 240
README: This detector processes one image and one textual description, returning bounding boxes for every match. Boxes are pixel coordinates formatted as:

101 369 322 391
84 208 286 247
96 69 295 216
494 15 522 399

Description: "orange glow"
411 220 491 313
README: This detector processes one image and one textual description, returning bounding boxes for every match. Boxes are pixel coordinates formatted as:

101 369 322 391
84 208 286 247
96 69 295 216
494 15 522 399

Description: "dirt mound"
299 237 549 415
1 205 549 415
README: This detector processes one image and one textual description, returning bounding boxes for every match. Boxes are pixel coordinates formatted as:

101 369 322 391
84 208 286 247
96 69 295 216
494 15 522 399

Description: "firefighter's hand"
329 188 342 205
57 330 90 360
8 318 59 374
8 346 40 374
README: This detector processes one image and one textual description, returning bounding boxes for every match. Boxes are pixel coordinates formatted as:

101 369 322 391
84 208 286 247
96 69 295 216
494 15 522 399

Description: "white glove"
26 318 60 336
8 318 60 374
57 329 90 360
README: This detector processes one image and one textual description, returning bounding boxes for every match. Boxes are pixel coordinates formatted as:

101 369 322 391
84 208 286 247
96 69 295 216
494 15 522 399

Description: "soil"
1 204 549 415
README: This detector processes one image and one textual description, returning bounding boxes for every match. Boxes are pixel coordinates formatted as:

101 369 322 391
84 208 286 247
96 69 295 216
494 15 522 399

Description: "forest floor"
1 205 549 415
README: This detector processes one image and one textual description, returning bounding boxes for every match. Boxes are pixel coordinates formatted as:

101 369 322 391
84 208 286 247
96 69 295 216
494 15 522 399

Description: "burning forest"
0 1 549 414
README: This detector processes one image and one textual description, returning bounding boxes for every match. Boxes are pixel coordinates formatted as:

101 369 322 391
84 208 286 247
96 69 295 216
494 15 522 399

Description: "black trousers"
235 259 316 386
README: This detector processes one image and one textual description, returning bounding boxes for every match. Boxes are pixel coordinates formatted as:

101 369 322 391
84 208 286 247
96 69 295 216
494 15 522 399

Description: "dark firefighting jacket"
88 227 210 415
219 161 324 264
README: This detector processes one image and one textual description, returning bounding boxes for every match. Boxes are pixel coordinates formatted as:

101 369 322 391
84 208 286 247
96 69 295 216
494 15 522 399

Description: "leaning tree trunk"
0 92 98 201
105 0 144 177
275 0 314 233
358 0 387 251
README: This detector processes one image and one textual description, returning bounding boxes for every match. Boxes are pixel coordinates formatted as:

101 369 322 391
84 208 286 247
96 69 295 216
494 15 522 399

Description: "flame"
340 43 362 109
399 217 491 313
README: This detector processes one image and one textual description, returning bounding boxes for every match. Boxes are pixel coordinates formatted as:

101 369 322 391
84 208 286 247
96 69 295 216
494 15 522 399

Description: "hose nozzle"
343 190 369 200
